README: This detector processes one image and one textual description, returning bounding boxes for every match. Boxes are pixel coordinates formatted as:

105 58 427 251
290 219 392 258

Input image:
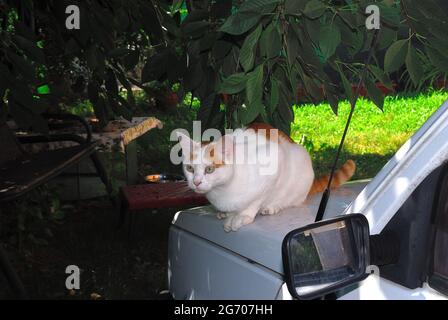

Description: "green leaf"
426 46 448 73
212 40 233 60
219 12 261 35
270 78 279 112
384 39 408 73
277 86 294 124
197 94 218 126
405 45 423 86
246 64 264 104
365 77 384 110
319 25 341 60
337 10 357 29
239 100 263 125
239 0 280 13
167 53 187 83
337 65 355 107
37 85 50 95
376 2 400 27
182 21 210 38
368 65 392 90
327 92 339 115
141 54 167 83
272 112 291 136
303 75 321 101
304 18 321 45
199 32 217 52
239 24 263 72
183 61 204 92
335 15 362 56
260 22 282 58
287 26 300 66
219 73 247 94
222 47 239 76
378 27 397 51
285 0 306 14
303 0 326 19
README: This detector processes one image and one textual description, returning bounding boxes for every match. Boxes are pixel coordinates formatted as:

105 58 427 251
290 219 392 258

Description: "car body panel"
171 181 368 275
168 227 285 299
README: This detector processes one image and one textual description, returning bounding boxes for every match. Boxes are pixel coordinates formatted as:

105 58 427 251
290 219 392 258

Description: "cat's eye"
185 165 194 173
205 166 215 174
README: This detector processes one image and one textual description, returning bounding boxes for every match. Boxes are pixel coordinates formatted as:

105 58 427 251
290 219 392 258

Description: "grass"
292 90 448 179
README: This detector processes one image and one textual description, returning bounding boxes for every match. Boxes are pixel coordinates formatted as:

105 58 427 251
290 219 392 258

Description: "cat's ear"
176 131 198 157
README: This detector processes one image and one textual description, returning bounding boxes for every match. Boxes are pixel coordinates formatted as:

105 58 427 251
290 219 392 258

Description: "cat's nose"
193 180 202 186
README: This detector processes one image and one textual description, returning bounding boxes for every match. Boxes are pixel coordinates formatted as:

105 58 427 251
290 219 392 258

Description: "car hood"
171 180 369 275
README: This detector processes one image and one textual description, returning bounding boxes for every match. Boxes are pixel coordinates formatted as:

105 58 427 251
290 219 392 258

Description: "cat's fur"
177 123 356 232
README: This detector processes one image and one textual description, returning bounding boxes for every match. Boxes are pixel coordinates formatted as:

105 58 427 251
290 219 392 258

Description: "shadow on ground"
0 198 180 300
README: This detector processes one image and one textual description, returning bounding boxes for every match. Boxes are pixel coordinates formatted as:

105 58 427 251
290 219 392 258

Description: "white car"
167 99 448 300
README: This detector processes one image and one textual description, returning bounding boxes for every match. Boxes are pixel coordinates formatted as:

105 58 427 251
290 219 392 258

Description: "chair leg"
90 152 113 198
0 243 27 299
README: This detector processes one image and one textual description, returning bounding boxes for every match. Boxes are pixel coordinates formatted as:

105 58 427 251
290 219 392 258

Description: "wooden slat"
121 182 208 210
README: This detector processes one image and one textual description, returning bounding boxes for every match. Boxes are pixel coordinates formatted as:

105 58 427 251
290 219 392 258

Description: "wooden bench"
119 181 208 237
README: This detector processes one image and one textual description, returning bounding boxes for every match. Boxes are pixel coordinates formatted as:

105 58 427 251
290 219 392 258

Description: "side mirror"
282 214 370 300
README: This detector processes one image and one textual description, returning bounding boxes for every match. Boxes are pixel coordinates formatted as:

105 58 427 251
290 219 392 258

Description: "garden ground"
0 199 175 299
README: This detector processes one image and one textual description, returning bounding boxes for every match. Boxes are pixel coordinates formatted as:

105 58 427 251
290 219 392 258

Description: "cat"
176 122 356 232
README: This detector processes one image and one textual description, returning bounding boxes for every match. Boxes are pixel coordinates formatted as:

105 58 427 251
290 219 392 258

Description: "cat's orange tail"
308 160 356 196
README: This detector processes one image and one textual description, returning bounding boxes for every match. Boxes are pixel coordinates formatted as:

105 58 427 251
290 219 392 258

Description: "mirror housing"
282 214 370 300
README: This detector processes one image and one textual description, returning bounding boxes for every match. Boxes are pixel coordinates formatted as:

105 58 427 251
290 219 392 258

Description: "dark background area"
0 199 177 299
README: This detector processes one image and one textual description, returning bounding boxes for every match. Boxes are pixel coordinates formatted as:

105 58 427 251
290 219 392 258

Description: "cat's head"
176 132 234 194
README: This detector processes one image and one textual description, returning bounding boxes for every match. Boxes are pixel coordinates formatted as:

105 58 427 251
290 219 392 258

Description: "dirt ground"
0 197 179 299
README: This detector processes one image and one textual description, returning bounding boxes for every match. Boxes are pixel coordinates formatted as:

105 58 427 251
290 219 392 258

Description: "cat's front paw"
216 212 229 220
260 207 280 215
223 214 254 232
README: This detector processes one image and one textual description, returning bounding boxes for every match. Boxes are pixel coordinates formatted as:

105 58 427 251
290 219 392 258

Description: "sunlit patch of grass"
292 90 448 179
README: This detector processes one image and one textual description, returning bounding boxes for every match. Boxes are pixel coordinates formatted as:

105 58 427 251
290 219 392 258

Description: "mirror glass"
284 214 369 299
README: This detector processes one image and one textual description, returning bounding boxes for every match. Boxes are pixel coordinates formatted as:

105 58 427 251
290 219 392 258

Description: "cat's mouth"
192 186 208 194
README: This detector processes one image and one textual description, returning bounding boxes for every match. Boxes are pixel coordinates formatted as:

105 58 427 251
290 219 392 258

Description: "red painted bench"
119 181 209 237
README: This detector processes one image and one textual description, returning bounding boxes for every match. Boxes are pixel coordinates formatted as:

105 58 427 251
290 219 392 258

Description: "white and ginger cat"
177 123 356 232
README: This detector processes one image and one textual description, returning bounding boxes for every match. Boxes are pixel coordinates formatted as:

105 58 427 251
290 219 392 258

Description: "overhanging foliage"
0 0 447 135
